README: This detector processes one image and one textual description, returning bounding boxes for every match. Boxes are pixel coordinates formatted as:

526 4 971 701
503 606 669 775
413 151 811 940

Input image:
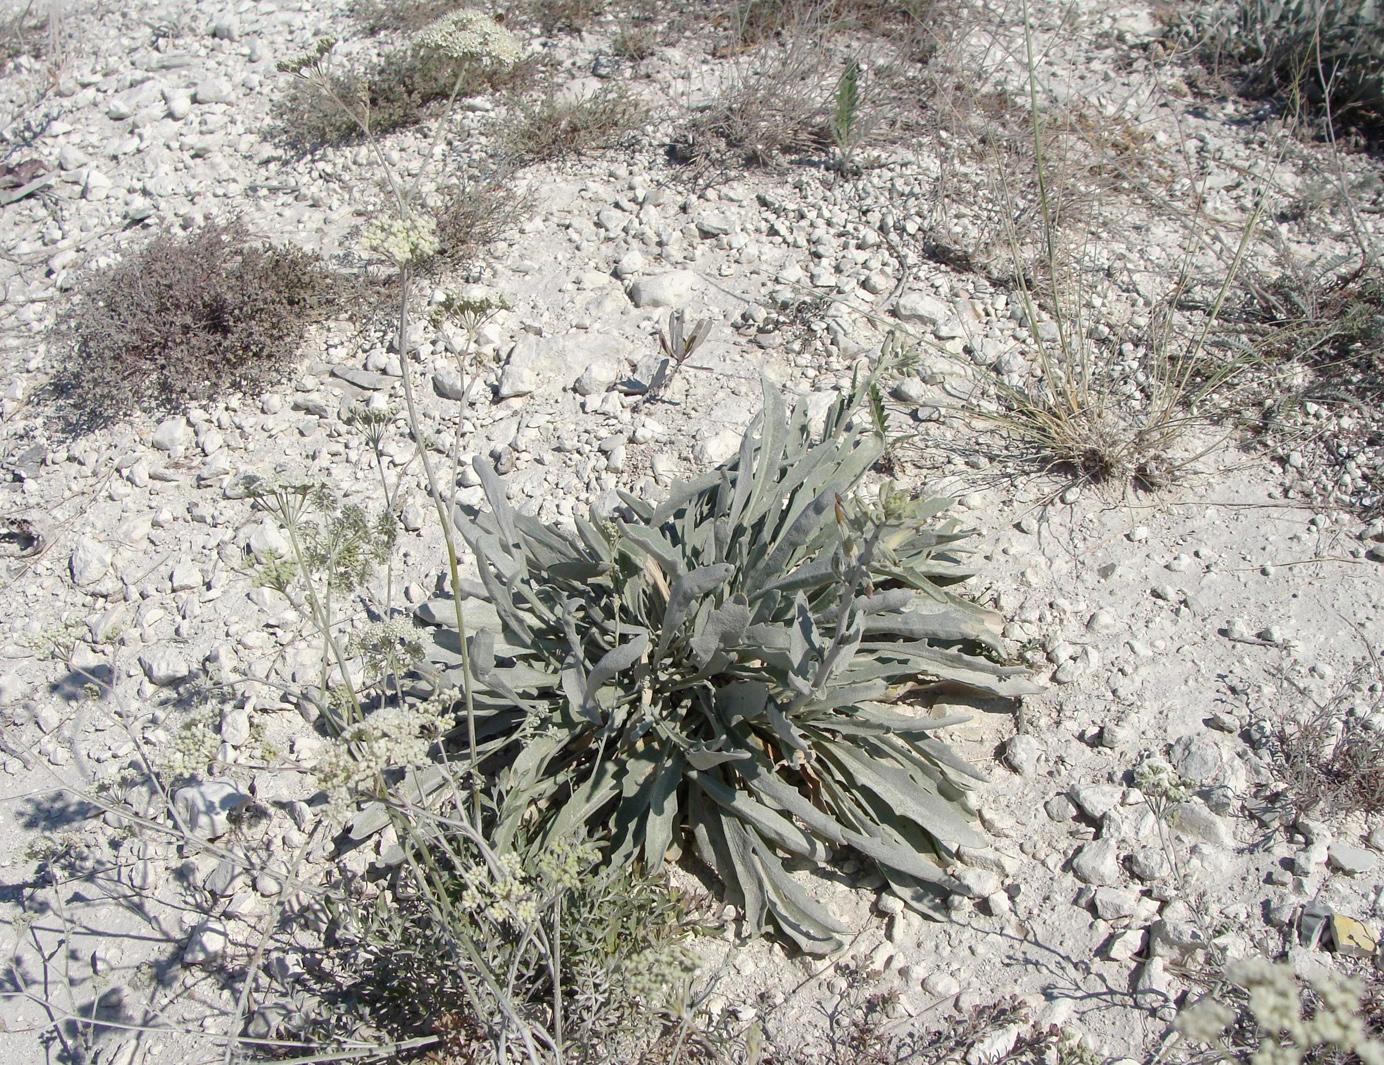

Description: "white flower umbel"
359 211 440 267
415 10 522 66
315 694 450 814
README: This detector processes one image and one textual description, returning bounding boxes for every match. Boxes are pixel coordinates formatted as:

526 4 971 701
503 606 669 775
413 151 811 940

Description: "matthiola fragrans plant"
378 378 1037 952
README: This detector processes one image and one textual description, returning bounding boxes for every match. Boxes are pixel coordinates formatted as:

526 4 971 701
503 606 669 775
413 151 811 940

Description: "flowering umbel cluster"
315 693 451 813
1133 755 1192 806
456 838 599 928
359 211 441 267
1176 956 1384 1065
415 10 522 66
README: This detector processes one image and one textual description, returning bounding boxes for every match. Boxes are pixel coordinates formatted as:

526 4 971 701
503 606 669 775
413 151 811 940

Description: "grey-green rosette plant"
400 381 1037 952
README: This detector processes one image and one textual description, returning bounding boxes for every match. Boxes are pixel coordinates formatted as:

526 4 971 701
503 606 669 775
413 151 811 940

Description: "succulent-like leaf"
410 378 1036 951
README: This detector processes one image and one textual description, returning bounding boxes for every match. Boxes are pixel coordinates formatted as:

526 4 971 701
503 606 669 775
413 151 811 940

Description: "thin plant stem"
391 265 482 822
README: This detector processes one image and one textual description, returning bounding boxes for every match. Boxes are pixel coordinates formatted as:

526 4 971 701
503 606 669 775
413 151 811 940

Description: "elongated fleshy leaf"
409 376 1039 949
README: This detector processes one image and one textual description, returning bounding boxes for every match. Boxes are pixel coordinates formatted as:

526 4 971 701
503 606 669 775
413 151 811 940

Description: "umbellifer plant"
400 378 1038 952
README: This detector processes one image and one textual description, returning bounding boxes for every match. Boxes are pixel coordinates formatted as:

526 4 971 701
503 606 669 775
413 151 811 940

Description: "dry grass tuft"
425 171 531 269
275 43 538 149
349 0 470 36
676 0 945 172
47 221 333 431
674 34 834 168
1264 658 1384 820
499 85 644 163
0 0 49 71
1169 0 1384 143
523 0 607 35
728 0 942 55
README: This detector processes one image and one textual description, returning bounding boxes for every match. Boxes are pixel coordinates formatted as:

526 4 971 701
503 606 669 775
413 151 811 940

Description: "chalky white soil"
2 1 1383 1062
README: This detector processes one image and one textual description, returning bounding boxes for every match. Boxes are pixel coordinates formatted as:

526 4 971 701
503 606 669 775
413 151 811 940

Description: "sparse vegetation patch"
499 85 644 162
403 381 1036 952
48 221 332 431
1173 0 1384 141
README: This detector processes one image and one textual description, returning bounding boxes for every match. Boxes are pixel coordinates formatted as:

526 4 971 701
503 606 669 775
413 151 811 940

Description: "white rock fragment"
1072 840 1121 886
70 538 113 587
151 416 192 455
140 649 190 686
182 919 228 966
627 270 701 309
173 781 252 840
1002 733 1041 776
696 428 741 467
1328 841 1377 876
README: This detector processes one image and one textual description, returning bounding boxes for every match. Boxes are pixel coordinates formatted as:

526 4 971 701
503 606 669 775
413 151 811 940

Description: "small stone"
332 366 392 391
1329 914 1377 958
985 890 1012 916
1134 957 1172 1007
182 920 227 966
1300 900 1333 948
139 649 190 686
1171 735 1222 783
70 538 113 587
923 972 960 998
433 368 470 401
220 705 251 746
1086 609 1120 634
1071 784 1123 821
497 361 539 399
151 416 192 455
172 781 252 840
1328 841 1378 876
965 1025 1021 1065
696 428 741 467
82 169 112 200
1092 887 1140 921
575 361 619 397
627 270 701 309
1072 840 1121 886
204 858 240 896
1225 617 1253 641
170 563 201 592
1149 904 1208 961
193 78 232 104
613 249 645 278
164 91 192 119
57 144 87 171
1169 803 1231 846
1045 795 1077 822
951 866 1002 899
894 290 950 329
876 893 905 917
1129 848 1168 882
1003 734 1041 776
1105 928 1146 961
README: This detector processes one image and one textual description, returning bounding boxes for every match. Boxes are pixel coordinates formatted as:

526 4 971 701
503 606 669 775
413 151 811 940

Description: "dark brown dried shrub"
49 221 333 431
